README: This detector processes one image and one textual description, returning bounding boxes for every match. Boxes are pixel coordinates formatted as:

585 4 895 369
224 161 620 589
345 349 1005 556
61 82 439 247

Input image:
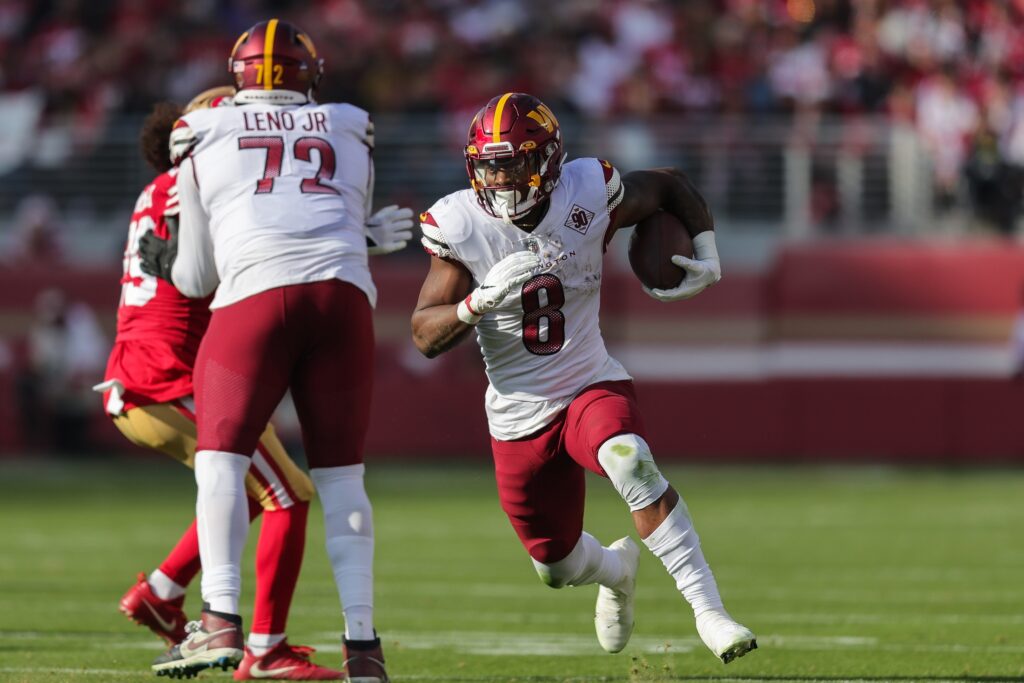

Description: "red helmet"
465 93 564 222
229 19 323 94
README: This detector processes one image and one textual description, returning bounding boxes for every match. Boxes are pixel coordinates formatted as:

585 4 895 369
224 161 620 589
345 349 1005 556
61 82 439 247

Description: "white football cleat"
594 536 640 653
695 608 757 664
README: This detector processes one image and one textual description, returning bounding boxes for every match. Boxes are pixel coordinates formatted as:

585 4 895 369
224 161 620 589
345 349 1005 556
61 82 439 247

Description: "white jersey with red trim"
175 101 376 309
421 157 630 440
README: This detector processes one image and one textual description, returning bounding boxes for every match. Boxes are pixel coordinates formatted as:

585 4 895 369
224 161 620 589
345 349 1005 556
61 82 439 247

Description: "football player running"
411 93 756 663
137 20 409 682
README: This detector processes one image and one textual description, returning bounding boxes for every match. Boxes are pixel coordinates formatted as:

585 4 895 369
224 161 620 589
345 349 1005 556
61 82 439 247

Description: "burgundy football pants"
490 380 648 564
194 279 374 469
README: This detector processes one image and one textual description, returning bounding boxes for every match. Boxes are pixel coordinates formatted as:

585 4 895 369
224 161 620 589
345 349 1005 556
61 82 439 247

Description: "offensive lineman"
97 87 346 679
411 93 757 663
139 20 408 682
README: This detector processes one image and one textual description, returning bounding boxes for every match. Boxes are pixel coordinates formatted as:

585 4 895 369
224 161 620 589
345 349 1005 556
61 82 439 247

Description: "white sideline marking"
746 612 1024 625
0 667 137 678
309 630 1024 657
614 343 1015 380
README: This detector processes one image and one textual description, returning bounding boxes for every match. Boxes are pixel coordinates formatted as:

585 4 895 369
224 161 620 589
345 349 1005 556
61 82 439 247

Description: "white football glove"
457 250 541 325
366 204 414 255
643 231 722 302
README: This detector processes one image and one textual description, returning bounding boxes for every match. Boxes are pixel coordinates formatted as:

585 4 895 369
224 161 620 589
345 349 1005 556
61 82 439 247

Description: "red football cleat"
119 573 188 645
234 642 344 680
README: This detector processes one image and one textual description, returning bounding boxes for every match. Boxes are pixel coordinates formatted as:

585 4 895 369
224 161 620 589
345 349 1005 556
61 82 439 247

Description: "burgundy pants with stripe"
194 279 374 469
491 380 647 564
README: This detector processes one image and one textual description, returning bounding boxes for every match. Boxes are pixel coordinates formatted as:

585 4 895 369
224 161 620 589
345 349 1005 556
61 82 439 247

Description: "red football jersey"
102 169 213 411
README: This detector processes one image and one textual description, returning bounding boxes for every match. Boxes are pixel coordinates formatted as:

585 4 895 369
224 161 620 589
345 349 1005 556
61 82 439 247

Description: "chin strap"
499 201 514 224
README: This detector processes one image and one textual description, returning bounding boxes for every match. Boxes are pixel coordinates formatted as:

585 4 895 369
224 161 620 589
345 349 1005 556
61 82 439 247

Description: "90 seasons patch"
564 204 595 234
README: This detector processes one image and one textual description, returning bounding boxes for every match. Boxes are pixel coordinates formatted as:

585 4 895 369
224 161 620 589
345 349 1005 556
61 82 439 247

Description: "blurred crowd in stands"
5 0 1024 454
5 0 1024 232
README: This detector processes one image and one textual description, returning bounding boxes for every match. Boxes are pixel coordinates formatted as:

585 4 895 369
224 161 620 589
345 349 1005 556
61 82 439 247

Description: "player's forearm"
659 168 714 238
623 168 714 238
170 158 219 297
411 305 474 358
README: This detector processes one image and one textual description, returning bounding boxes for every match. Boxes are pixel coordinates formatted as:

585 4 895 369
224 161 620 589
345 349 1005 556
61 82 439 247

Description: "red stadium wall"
2 241 1024 462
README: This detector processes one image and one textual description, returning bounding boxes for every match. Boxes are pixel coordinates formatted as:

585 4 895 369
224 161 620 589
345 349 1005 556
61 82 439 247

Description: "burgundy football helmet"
465 93 565 222
229 19 323 94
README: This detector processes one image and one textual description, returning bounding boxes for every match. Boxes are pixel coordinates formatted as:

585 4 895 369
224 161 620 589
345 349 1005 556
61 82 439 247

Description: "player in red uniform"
411 93 756 663
97 87 344 680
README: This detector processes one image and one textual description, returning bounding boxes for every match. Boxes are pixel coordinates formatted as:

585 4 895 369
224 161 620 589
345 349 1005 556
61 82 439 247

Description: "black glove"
139 214 178 283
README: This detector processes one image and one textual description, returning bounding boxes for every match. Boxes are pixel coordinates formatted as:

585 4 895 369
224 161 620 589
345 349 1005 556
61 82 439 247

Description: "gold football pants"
112 399 313 511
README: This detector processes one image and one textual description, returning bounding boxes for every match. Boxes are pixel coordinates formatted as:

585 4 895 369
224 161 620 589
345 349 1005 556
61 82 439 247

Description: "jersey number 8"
521 274 565 356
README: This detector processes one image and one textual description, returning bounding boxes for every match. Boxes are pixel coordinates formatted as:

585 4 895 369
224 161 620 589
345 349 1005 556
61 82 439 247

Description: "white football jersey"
421 158 630 440
177 101 376 309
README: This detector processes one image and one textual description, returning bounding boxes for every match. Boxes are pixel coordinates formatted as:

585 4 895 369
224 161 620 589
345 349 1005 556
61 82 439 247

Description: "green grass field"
1 457 1022 683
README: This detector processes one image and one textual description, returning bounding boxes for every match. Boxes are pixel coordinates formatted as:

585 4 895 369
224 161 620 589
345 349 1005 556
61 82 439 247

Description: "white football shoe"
594 536 640 653
695 608 757 663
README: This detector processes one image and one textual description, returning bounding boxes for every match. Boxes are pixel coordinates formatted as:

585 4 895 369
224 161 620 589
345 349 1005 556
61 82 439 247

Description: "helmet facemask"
468 140 562 224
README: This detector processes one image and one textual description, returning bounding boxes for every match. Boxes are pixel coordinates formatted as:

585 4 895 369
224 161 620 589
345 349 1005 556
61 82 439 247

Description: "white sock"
195 450 251 616
247 632 285 656
148 569 186 601
532 532 626 589
310 465 375 641
343 605 375 641
643 500 724 617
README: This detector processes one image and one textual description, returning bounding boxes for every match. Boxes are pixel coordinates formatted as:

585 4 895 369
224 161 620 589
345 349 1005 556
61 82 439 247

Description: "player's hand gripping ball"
628 211 694 290
630 211 722 301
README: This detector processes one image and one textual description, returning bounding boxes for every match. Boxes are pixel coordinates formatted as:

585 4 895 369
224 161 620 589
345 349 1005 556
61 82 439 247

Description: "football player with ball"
412 92 756 663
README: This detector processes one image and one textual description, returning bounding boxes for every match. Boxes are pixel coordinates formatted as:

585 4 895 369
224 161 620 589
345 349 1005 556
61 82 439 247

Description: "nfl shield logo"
564 204 595 234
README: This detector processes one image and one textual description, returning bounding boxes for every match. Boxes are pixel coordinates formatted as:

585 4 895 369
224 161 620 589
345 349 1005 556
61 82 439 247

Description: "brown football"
628 211 694 290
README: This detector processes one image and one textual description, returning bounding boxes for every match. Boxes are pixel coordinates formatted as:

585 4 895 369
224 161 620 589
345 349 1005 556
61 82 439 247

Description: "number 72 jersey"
176 101 376 309
421 158 631 440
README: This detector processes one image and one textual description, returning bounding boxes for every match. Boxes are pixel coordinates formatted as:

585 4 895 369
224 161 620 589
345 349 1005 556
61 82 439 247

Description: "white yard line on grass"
7 629 1024 657
0 667 138 678
744 611 1024 625
308 630 1024 657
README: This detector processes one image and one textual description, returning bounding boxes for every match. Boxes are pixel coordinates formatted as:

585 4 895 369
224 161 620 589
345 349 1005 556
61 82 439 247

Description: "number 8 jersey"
173 101 377 309
421 158 631 440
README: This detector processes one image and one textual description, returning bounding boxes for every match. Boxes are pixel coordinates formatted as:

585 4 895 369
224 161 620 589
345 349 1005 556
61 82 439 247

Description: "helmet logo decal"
296 32 317 59
262 18 279 90
491 92 514 143
526 104 558 133
465 93 565 221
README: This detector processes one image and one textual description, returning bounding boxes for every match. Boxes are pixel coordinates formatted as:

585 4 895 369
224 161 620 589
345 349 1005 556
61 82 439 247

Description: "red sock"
157 520 202 587
157 499 264 588
251 501 308 635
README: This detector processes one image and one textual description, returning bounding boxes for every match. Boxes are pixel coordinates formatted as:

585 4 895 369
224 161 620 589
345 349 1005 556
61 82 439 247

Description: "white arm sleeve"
170 158 219 298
